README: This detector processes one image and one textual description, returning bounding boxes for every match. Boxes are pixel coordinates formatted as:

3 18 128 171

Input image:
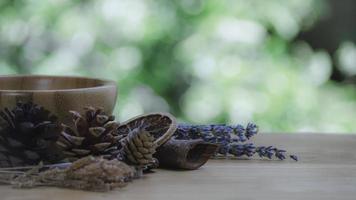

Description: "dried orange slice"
117 113 177 147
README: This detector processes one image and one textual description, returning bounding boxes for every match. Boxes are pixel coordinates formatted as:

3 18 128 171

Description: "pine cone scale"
74 117 89 135
132 137 143 147
71 148 91 155
137 147 149 154
143 141 154 148
143 154 153 160
104 121 118 129
96 115 109 124
89 127 106 137
93 142 112 152
122 129 157 166
128 141 141 157
63 151 76 156
60 131 85 146
123 145 137 163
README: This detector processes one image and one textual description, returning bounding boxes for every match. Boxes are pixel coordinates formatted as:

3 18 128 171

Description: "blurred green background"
0 0 356 133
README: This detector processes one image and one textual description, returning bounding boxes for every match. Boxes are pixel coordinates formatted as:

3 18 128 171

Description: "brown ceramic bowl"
0 75 117 124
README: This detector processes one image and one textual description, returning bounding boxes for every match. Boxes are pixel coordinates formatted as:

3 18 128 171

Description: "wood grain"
1 133 356 200
0 75 117 124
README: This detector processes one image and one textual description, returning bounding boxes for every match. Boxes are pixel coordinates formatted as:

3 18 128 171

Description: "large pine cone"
56 106 122 161
117 113 177 166
0 102 62 167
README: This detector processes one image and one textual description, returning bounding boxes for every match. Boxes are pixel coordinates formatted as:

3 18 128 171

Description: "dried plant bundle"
0 156 136 192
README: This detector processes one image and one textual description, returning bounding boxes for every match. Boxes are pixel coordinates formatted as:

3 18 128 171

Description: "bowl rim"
0 75 117 92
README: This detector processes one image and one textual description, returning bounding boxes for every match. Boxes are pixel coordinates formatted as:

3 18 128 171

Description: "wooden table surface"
2 133 356 200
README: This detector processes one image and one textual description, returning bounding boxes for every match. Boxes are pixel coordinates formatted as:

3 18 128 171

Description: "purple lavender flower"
229 143 256 157
174 123 297 161
290 155 298 161
175 124 252 143
245 123 258 139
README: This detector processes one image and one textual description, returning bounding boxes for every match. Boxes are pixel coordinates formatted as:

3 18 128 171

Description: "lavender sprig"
175 123 256 143
245 123 258 139
174 123 297 161
228 143 298 161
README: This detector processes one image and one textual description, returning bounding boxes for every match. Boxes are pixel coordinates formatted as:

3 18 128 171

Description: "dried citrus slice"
117 113 177 147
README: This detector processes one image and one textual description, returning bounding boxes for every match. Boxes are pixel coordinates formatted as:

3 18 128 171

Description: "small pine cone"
122 128 158 166
56 106 122 161
117 113 177 167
